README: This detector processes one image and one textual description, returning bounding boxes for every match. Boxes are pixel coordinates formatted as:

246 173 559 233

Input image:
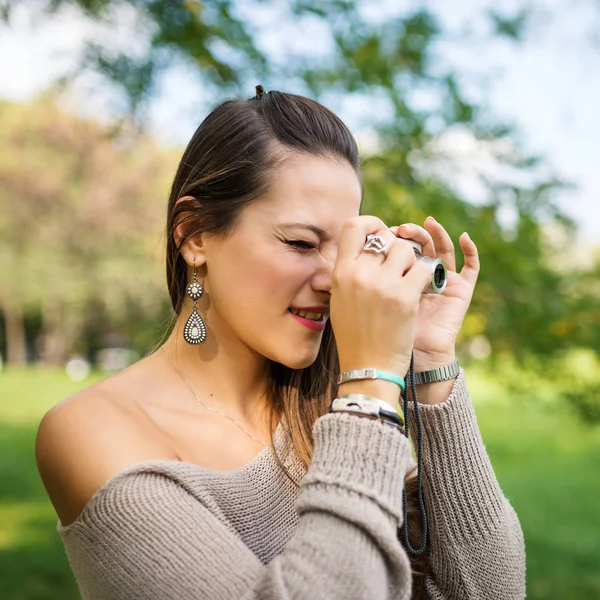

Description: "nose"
311 248 337 296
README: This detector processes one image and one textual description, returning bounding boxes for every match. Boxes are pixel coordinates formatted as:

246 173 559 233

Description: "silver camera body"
405 239 447 294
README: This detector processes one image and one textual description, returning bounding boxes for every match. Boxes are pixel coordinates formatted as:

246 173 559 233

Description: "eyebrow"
279 222 328 238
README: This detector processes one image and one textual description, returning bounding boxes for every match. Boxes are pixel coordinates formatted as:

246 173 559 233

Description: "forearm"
407 370 526 599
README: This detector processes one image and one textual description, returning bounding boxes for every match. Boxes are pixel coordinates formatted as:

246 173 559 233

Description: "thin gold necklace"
160 346 268 447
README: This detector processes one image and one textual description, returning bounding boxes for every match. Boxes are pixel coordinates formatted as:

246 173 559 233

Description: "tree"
0 93 176 364
1 0 598 370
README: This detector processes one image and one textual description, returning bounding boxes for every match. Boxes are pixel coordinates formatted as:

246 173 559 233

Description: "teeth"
290 308 323 321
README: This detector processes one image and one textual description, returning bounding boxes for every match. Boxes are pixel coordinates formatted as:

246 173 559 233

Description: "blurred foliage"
0 0 599 420
564 384 600 424
488 8 531 41
0 93 176 365
1 0 267 113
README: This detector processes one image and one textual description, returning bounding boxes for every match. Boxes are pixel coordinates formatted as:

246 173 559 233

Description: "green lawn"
0 366 598 599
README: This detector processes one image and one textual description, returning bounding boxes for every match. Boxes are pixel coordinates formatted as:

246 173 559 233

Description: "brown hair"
164 88 430 593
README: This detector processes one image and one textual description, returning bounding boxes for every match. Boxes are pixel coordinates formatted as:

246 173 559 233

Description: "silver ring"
362 234 388 256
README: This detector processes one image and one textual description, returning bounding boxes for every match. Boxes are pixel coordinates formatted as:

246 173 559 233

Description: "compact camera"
405 239 447 294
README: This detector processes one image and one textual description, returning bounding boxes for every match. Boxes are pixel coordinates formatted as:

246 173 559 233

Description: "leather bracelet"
412 358 460 385
331 396 404 428
330 408 406 432
337 393 405 426
332 410 404 431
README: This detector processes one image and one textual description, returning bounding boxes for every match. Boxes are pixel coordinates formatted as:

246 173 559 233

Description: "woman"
35 87 526 599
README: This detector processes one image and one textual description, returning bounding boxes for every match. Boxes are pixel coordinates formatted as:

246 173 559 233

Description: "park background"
0 0 599 598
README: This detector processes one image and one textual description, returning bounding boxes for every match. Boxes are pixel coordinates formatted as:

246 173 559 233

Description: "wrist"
412 349 456 373
336 379 402 408
408 355 459 405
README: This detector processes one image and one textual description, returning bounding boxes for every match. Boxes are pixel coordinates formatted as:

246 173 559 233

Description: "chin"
275 351 319 371
291 357 318 370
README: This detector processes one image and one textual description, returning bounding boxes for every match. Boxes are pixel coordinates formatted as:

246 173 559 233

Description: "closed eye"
286 240 317 251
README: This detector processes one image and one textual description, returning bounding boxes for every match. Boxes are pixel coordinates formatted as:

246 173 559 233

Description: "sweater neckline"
57 419 288 534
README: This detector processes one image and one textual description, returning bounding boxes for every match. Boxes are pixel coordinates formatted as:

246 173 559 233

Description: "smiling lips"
288 308 328 331
289 308 325 321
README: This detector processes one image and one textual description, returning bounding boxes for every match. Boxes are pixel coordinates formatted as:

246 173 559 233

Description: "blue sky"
1 0 598 242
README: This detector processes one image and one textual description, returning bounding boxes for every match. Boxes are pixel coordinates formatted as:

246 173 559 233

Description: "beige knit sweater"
57 370 526 599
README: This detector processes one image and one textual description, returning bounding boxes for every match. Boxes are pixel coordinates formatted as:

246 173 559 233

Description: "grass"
0 365 599 599
467 370 600 599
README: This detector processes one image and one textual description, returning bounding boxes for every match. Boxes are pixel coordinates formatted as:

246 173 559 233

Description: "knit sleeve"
406 369 526 600
59 412 415 600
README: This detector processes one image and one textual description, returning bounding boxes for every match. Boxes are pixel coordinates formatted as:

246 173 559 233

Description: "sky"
0 0 598 242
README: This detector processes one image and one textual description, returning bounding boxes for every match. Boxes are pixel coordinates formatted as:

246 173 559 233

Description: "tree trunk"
0 297 27 366
40 302 83 366
41 303 67 366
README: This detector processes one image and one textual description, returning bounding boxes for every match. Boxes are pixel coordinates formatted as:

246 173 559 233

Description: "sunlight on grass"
464 361 600 599
0 367 106 425
0 501 58 550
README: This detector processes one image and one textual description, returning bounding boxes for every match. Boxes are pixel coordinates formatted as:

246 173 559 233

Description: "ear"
173 196 207 268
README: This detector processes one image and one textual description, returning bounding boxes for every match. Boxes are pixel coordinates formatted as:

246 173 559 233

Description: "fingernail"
463 231 470 240
427 216 436 223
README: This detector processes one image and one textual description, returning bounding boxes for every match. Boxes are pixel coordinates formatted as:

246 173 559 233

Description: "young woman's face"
200 154 362 369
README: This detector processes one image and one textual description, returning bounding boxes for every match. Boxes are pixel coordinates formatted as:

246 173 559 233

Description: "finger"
402 259 434 296
458 232 480 286
395 223 436 259
424 216 456 272
335 215 389 270
380 233 417 278
358 229 398 268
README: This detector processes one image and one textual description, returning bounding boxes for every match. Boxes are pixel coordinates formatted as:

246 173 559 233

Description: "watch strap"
412 359 459 385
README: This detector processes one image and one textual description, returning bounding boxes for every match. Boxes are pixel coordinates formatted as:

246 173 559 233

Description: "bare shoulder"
35 377 175 528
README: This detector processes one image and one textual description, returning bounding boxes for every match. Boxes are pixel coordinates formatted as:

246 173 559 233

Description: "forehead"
247 154 362 235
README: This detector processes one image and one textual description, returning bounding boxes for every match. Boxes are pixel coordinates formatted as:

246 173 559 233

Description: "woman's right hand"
330 215 433 379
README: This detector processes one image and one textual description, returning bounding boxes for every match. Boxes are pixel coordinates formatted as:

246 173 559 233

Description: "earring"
183 264 207 344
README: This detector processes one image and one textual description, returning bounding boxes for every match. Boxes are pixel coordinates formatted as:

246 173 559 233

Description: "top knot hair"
254 84 266 98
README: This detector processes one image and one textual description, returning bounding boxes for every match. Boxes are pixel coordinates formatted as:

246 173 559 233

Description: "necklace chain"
160 346 268 447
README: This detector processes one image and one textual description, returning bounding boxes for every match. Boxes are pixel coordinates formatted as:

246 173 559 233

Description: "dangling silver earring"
183 264 207 344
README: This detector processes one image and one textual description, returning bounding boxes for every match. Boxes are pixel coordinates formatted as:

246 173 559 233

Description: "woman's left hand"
389 216 480 373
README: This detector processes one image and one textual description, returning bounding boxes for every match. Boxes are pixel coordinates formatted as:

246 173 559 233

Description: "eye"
286 240 317 251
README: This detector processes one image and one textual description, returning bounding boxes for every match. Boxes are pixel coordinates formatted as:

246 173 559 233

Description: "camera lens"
433 263 445 289
404 239 447 293
417 256 447 293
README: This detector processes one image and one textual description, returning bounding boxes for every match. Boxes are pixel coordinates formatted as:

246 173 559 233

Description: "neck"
160 312 271 430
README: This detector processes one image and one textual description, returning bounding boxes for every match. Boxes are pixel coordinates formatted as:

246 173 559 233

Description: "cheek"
222 245 311 309
263 254 312 293
263 265 316 321
230 248 291 301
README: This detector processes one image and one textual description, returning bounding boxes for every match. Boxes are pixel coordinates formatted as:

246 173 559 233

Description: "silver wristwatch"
412 359 460 385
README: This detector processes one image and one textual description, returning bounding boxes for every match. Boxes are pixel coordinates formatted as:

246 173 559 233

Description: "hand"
389 216 480 372
331 216 433 382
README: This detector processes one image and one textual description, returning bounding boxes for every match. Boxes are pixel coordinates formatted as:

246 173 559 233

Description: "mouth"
288 308 327 322
288 308 328 331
